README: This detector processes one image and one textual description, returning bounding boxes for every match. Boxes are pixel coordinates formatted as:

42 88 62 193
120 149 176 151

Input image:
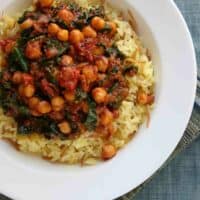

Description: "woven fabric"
0 0 199 200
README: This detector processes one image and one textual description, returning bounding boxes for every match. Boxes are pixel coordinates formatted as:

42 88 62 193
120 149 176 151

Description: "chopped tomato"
41 79 58 97
25 41 42 60
0 39 15 53
22 73 34 85
45 48 58 59
58 67 80 91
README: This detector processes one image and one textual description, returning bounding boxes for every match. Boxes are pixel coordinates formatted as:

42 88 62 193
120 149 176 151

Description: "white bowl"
0 0 197 199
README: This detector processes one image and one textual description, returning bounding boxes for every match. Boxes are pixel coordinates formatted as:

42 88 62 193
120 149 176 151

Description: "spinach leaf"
8 47 28 72
108 82 119 93
18 106 30 117
110 66 120 74
76 87 87 101
45 38 69 56
68 2 80 12
84 98 97 131
108 96 122 109
18 125 32 134
50 18 69 29
46 71 58 85
2 81 12 90
72 6 104 29
105 46 124 59
17 11 30 24
17 28 39 47
100 23 112 33
123 65 138 75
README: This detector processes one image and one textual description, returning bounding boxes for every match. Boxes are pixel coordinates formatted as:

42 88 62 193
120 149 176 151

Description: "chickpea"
20 18 34 30
39 0 54 8
58 9 74 24
82 65 97 82
137 91 149 105
95 56 109 73
23 84 35 98
91 16 105 31
31 109 42 117
48 23 60 36
58 121 71 134
28 97 40 109
57 29 69 42
102 144 116 160
92 87 108 104
51 96 65 111
100 108 113 126
69 29 84 44
92 46 104 56
37 101 52 114
60 55 73 66
82 26 97 38
25 41 42 60
64 91 75 102
107 21 117 36
12 71 22 84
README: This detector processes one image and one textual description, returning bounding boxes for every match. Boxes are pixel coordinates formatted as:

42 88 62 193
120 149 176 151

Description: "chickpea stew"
0 0 155 164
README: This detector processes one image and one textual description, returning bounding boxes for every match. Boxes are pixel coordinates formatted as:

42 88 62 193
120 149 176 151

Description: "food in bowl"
0 0 155 165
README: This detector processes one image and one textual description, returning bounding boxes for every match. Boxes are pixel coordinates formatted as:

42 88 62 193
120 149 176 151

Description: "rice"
0 0 155 165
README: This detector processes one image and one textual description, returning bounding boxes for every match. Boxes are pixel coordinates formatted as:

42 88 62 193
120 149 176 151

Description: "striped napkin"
0 0 200 200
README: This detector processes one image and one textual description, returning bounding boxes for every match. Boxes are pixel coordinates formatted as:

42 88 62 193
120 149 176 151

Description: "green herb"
84 98 97 131
72 6 105 29
45 38 69 56
108 82 119 93
96 42 106 49
108 96 122 109
76 87 87 101
18 125 32 134
88 6 104 19
46 71 58 85
68 2 80 12
123 65 138 75
51 18 69 29
17 11 29 24
49 123 60 134
9 47 28 72
100 23 112 33
110 66 119 74
18 106 30 117
18 29 41 47
65 111 72 121
105 46 124 59
2 81 12 90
